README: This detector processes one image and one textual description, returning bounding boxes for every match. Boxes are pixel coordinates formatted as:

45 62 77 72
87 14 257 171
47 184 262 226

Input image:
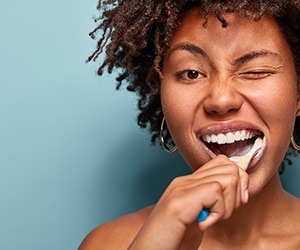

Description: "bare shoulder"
78 206 153 250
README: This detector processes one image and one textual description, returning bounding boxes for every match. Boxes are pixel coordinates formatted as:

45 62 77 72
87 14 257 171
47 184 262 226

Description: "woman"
80 0 300 249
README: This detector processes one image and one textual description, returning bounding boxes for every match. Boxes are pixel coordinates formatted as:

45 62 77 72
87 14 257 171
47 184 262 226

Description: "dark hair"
88 0 300 168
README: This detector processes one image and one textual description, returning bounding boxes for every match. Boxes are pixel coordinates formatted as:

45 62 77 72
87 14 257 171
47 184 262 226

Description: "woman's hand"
128 155 249 250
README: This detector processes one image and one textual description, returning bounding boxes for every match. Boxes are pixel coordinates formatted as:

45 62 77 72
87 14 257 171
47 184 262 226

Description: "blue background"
1 1 299 249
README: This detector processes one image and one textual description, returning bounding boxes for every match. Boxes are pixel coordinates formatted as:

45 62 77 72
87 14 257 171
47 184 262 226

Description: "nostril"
206 107 240 116
203 90 243 116
204 103 242 117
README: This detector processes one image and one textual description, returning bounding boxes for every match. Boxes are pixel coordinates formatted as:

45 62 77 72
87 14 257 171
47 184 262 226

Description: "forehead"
169 7 290 59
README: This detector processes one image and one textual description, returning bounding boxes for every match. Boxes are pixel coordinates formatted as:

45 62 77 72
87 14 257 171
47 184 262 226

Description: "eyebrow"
168 43 208 58
232 50 282 66
168 43 282 65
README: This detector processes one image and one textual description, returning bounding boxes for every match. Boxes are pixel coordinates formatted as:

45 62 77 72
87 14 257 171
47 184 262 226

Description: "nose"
202 79 243 117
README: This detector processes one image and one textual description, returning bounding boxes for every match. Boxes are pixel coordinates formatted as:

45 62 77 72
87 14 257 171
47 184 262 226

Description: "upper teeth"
202 130 258 145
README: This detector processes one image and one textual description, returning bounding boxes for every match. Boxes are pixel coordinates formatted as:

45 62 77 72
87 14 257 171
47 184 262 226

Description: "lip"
196 120 266 170
247 136 266 170
197 120 262 137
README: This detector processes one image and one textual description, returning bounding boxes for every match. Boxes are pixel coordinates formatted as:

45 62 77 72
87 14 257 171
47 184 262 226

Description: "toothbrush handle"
196 208 209 222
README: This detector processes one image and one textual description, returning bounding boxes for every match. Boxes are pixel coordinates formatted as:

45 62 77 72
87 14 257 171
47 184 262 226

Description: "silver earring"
160 117 177 153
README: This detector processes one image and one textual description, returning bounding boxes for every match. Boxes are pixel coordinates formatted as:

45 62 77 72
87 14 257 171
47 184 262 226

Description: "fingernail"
244 189 249 203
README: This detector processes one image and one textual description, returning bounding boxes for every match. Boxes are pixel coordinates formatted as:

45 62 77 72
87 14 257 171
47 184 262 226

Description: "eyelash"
177 70 205 80
175 70 275 81
240 71 275 79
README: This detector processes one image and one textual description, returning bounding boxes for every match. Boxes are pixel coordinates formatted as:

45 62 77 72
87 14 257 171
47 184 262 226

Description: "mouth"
200 129 264 163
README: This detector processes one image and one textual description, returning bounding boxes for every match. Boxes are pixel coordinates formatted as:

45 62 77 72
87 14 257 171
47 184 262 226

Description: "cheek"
160 84 198 142
252 80 298 162
256 83 297 125
256 90 292 123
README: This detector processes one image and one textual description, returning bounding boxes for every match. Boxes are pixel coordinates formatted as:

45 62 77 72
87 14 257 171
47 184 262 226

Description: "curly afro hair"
88 0 300 171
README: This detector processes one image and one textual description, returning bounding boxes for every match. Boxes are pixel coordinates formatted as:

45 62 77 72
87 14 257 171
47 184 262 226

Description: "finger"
193 156 239 180
195 157 248 207
238 167 250 204
158 159 247 224
194 155 232 173
201 174 239 219
154 181 225 227
196 182 226 231
170 170 242 218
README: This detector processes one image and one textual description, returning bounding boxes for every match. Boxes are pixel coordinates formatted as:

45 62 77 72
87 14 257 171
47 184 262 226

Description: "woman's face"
161 8 300 193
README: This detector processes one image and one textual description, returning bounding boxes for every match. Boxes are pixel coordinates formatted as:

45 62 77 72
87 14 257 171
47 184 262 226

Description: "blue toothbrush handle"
197 208 209 222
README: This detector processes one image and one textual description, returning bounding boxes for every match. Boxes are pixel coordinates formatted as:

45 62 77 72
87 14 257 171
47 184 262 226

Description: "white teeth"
226 132 235 143
211 134 217 143
217 134 226 144
229 156 242 162
202 130 258 145
234 131 241 141
241 130 246 139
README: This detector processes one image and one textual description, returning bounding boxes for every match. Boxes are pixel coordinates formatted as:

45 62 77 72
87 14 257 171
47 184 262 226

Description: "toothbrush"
236 137 263 170
196 137 263 222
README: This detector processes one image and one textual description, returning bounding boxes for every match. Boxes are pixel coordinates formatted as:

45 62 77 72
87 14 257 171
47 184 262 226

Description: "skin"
79 7 300 250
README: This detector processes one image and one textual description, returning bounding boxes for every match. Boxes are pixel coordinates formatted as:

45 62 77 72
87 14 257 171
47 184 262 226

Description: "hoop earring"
160 117 177 153
291 135 300 151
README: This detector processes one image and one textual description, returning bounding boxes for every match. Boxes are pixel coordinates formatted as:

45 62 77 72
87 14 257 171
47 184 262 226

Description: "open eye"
178 70 205 80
